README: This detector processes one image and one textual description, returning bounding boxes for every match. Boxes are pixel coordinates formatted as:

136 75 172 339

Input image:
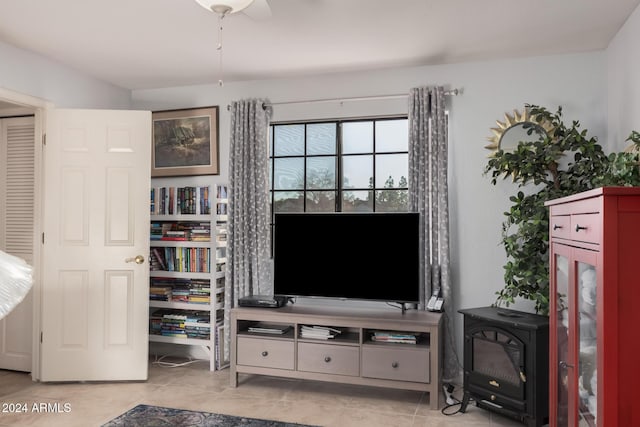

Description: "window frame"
269 115 409 214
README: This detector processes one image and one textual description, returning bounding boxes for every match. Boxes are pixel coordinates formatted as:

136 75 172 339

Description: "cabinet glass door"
555 252 570 426
577 260 597 427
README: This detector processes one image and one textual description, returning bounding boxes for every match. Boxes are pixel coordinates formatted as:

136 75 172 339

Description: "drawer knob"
261 351 268 357
553 224 562 230
491 394 496 401
324 356 331 363
391 362 399 368
575 224 587 232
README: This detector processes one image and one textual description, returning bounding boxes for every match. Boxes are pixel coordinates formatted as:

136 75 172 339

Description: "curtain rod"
226 88 461 111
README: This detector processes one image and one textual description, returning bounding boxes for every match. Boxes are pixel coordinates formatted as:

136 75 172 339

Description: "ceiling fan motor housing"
195 0 255 15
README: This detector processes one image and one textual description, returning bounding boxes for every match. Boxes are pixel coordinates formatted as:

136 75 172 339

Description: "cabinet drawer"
361 346 429 383
570 214 600 244
469 383 526 412
237 337 294 370
550 215 571 239
297 342 359 376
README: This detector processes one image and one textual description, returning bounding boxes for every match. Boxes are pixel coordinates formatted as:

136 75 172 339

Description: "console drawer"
550 215 571 240
361 346 429 383
570 213 600 244
297 342 359 376
237 337 294 370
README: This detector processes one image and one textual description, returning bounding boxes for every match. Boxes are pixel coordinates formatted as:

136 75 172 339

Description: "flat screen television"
273 212 420 304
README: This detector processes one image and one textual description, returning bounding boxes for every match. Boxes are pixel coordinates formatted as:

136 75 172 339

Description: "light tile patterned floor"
0 359 523 427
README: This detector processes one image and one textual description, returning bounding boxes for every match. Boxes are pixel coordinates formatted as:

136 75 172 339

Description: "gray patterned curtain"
224 98 272 360
408 86 458 381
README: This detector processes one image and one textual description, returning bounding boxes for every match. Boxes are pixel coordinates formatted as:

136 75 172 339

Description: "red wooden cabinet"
546 187 640 427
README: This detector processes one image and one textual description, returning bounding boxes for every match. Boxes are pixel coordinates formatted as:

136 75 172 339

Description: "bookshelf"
149 183 228 371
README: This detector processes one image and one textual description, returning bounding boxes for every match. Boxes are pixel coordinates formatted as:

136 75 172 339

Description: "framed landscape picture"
151 106 219 177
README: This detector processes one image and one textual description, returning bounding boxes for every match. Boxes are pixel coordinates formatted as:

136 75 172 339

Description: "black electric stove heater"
459 307 549 427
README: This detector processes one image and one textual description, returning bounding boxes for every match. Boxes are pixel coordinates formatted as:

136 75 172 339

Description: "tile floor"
0 358 523 427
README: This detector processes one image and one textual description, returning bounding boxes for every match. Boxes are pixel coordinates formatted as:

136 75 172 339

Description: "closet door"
0 116 35 372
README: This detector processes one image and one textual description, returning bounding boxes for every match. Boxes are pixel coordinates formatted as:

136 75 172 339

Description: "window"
269 117 409 214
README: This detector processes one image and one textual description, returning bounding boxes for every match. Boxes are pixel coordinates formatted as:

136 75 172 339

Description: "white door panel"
0 116 35 372
41 109 150 381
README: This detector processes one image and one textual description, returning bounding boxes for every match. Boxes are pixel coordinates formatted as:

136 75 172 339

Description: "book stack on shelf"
188 282 211 304
216 226 227 244
190 223 211 241
149 284 172 302
370 331 419 344
170 284 189 303
149 278 211 303
300 325 342 340
149 309 210 340
150 222 211 242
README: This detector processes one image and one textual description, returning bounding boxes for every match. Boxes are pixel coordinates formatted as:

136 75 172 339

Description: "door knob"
125 255 145 264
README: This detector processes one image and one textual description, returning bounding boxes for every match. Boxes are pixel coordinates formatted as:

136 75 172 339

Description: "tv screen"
273 212 420 304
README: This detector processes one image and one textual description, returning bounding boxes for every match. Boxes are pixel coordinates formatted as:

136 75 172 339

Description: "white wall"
0 41 130 109
133 52 607 359
607 3 640 150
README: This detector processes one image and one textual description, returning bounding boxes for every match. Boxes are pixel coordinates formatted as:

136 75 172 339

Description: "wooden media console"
230 305 443 409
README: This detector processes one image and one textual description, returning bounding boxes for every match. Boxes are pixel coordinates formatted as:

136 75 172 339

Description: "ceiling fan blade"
243 0 272 20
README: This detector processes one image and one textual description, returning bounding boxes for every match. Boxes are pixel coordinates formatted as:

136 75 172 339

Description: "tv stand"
230 305 443 409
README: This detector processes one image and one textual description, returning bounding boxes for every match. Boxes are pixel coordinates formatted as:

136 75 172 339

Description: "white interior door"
0 116 35 372
40 109 151 381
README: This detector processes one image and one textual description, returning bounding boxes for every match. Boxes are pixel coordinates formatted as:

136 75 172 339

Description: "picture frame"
151 106 219 177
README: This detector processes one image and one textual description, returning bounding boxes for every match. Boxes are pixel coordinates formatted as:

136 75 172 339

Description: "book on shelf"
370 331 419 344
150 248 167 270
247 323 292 335
300 325 343 340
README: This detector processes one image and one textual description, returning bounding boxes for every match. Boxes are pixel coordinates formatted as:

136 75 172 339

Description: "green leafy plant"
485 105 640 314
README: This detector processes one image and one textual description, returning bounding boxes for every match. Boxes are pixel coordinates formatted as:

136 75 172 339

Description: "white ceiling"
0 0 639 91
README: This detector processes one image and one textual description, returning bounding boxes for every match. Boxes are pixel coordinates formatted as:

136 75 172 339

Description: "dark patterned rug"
102 404 318 427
